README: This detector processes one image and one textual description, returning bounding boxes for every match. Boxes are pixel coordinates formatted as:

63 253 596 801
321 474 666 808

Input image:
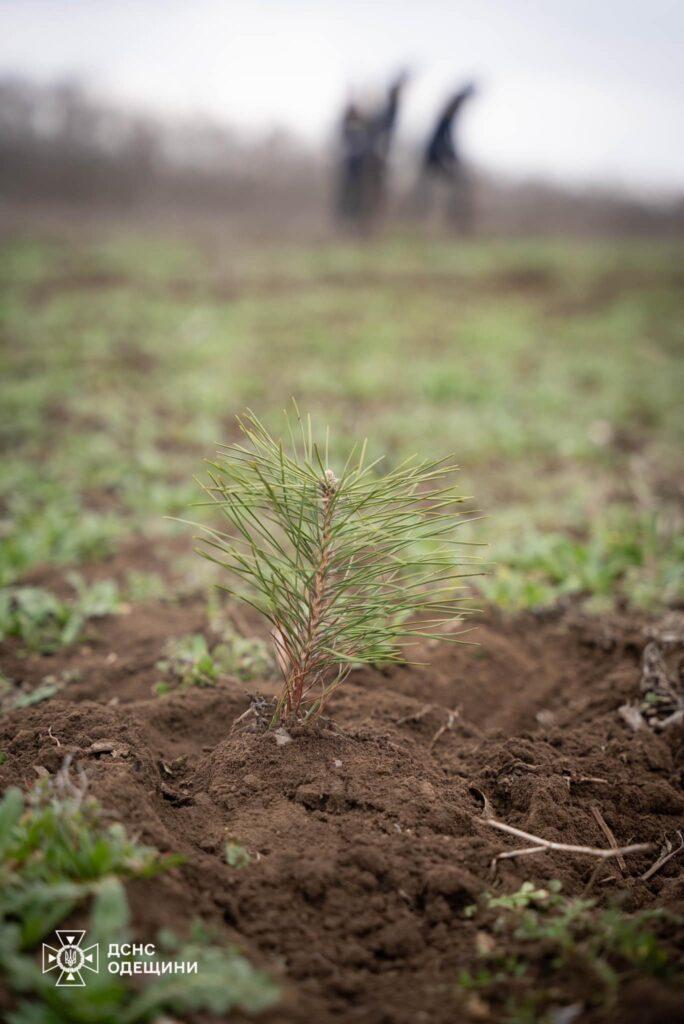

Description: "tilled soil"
1 601 683 1023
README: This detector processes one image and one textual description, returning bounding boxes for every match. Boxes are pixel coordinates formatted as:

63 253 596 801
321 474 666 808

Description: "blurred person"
416 82 477 232
336 71 409 232
336 101 371 225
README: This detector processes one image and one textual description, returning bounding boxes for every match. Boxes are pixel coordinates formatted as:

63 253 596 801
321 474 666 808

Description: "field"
1 231 683 1023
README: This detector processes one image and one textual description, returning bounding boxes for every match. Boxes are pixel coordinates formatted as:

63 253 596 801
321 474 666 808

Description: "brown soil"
25 264 679 319
1 603 683 1023
26 267 558 307
17 534 190 595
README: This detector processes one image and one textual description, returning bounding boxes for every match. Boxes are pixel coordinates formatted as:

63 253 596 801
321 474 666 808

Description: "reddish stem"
287 473 336 717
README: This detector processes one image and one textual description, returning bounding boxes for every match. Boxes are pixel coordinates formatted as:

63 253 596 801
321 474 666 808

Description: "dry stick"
641 831 684 882
396 703 434 727
231 705 256 732
483 817 653 874
583 804 624 896
429 707 459 751
591 804 627 874
562 770 609 789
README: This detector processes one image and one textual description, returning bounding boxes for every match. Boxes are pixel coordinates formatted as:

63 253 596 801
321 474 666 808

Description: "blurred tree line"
0 77 323 227
0 76 681 238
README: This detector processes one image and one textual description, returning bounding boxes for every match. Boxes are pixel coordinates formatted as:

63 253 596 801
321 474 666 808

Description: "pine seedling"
194 407 478 726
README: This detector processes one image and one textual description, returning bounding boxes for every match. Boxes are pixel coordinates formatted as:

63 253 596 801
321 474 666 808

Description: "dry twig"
562 770 609 789
231 693 273 733
482 817 652 874
640 831 684 882
429 707 459 751
590 805 626 874
396 703 434 727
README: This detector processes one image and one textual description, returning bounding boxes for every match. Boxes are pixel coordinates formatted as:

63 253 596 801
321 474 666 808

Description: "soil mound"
1 608 683 1022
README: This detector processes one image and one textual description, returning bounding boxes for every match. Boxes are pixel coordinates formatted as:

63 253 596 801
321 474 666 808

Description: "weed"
225 842 252 869
0 577 120 654
206 592 275 679
0 767 278 1022
212 630 274 683
481 510 684 611
0 767 173 950
196 407 477 725
0 484 121 588
458 882 677 1019
9 683 61 710
124 571 168 603
154 635 219 691
154 627 273 695
1 669 82 714
487 879 562 911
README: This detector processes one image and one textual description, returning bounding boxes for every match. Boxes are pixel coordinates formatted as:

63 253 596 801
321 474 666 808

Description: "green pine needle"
194 405 481 725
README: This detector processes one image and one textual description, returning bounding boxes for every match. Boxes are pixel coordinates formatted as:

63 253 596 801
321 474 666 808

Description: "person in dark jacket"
419 82 477 230
337 101 371 223
336 72 409 232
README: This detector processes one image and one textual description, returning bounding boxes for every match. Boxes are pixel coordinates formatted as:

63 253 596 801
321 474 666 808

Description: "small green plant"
0 576 120 654
487 879 561 911
154 629 273 694
458 881 676 1019
155 634 220 691
195 407 476 725
0 766 278 1023
8 681 60 710
213 630 274 682
225 842 252 869
124 571 168 603
207 594 275 681
1 670 82 714
0 487 121 588
0 765 172 950
481 511 684 611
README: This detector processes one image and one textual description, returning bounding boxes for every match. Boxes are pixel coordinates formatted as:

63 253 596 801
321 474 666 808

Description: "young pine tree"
195 408 478 726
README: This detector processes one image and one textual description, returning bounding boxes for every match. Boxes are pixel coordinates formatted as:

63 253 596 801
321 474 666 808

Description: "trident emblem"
42 930 99 987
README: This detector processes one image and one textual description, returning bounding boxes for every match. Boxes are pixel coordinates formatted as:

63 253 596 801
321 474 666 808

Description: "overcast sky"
1 0 682 194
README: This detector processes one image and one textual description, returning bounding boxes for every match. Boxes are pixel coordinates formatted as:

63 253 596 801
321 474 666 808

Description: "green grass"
481 508 684 611
0 769 278 1022
1 233 682 610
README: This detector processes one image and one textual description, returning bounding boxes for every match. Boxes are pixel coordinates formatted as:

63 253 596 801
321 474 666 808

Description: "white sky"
1 0 683 194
